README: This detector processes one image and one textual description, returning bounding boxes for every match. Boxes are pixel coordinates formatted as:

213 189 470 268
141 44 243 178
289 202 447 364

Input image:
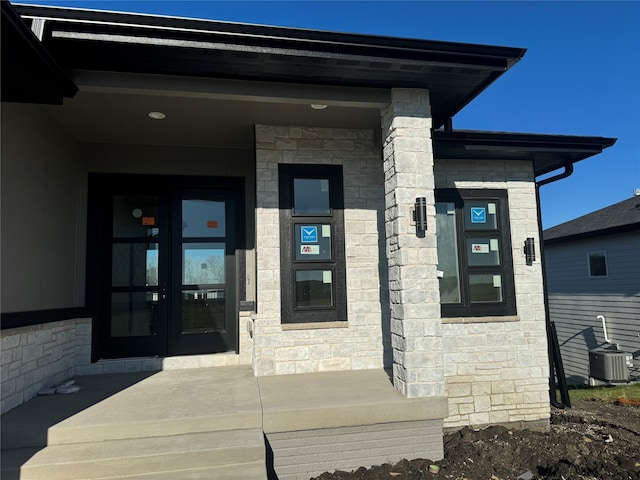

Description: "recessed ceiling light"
310 104 327 110
148 111 166 120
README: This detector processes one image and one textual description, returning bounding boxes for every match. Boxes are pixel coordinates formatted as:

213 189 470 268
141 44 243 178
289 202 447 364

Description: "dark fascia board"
13 3 526 128
1 0 77 104
432 129 617 177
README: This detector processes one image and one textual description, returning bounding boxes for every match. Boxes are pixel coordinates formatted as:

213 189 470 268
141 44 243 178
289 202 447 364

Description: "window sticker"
301 226 318 243
300 245 320 255
322 225 331 237
488 203 496 215
493 275 502 288
490 239 499 251
470 207 486 223
142 217 155 226
472 243 490 254
323 271 332 284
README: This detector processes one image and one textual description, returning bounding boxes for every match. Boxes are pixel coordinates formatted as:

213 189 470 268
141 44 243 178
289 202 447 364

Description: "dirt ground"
310 398 640 480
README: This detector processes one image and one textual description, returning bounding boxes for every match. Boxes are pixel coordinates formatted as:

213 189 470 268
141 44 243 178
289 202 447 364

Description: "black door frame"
87 173 245 361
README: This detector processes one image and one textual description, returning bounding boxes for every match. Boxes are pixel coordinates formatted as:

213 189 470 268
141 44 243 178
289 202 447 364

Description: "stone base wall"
267 420 444 480
0 318 91 414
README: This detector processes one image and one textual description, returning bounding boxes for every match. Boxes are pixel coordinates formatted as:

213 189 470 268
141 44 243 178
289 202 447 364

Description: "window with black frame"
435 189 516 318
278 164 347 324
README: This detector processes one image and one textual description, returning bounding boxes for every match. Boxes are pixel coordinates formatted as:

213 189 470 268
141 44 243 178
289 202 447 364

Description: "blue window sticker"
471 207 486 224
301 226 318 243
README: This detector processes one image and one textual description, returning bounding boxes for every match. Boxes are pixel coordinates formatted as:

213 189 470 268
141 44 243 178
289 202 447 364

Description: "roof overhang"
11 3 526 128
432 129 617 178
1 0 77 104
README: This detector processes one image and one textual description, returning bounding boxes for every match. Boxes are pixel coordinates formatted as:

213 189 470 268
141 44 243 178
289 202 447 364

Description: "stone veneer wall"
0 318 91 414
434 159 550 428
253 125 387 376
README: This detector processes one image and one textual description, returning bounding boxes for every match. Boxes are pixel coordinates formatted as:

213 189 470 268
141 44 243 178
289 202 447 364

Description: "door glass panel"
181 289 226 333
182 199 225 237
464 202 498 230
295 270 333 307
182 243 225 285
466 238 500 266
435 203 461 304
294 178 330 214
295 224 332 260
113 195 159 238
469 274 503 303
112 243 159 287
110 292 158 337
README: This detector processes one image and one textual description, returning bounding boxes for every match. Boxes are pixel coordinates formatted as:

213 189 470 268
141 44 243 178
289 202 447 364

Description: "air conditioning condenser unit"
589 349 633 383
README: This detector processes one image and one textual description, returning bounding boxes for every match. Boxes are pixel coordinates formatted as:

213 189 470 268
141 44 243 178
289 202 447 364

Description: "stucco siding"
1 103 84 313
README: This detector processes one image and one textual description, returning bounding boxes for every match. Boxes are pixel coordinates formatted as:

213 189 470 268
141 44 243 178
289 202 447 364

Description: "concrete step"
11 429 267 480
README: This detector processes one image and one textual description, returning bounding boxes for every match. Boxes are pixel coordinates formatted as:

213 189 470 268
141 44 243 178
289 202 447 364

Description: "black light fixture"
524 237 536 265
414 197 428 233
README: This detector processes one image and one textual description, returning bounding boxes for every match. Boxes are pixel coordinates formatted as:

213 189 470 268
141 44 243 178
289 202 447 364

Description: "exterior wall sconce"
414 197 428 233
524 237 536 265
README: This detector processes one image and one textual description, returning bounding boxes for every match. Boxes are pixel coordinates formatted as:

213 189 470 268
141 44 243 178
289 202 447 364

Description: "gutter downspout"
536 162 574 409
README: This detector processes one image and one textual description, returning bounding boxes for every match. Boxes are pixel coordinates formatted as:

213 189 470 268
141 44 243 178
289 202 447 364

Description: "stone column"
381 89 444 398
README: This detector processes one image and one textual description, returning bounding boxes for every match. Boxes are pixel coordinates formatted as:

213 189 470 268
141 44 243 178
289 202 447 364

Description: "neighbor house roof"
544 196 640 244
8 1 526 127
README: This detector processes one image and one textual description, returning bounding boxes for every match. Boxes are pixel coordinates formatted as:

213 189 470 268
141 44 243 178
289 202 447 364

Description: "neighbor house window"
435 189 516 317
588 250 608 277
278 164 347 324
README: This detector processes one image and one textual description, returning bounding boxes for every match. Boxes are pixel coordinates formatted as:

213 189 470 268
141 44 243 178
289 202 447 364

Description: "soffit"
14 3 526 129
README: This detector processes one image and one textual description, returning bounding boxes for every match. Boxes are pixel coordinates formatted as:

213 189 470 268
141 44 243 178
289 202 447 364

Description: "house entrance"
89 174 242 359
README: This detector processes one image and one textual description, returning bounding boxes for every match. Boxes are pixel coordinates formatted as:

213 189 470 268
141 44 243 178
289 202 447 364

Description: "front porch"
1 365 447 480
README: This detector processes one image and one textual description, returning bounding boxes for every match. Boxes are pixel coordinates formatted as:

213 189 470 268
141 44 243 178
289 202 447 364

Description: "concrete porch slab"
258 368 448 433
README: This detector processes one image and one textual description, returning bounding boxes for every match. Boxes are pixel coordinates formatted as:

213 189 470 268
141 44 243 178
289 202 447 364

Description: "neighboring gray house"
544 195 640 386
1 0 617 478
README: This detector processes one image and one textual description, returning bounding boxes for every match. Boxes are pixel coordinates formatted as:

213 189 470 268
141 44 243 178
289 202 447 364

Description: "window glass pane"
466 238 500 266
436 202 461 303
181 289 225 333
113 195 159 238
112 243 158 287
183 243 225 285
295 270 333 307
110 292 158 337
294 178 330 214
469 274 503 303
464 202 498 230
182 198 225 237
589 251 607 277
295 224 332 260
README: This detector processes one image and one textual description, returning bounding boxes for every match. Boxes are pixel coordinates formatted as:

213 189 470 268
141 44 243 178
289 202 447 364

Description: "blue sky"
17 0 640 228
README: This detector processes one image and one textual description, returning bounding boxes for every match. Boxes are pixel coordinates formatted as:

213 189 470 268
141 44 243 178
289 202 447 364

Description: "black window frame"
278 164 347 324
587 250 608 277
435 188 517 318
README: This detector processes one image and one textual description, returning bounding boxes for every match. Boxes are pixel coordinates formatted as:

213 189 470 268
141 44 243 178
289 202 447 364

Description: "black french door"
88 174 242 359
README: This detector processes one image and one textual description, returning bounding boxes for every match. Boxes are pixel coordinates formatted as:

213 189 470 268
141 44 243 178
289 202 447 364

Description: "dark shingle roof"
544 196 640 244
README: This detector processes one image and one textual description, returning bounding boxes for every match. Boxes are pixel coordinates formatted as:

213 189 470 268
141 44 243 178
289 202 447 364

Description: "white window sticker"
472 243 490 254
322 225 331 237
300 245 320 255
493 275 502 288
488 203 496 215
322 271 332 284
490 239 499 251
